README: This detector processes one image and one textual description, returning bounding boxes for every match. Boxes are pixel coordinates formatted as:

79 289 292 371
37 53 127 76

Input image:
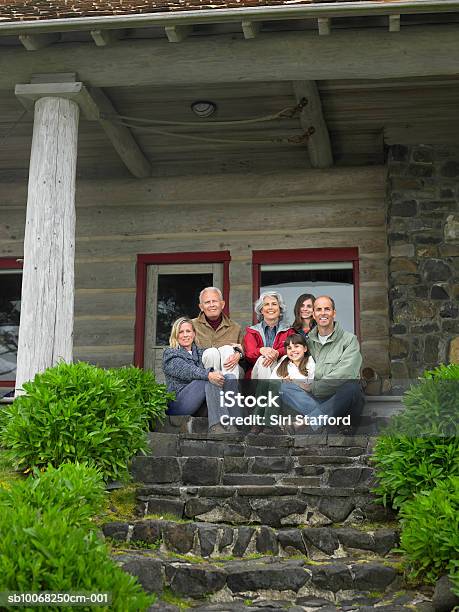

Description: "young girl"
272 333 316 433
271 333 315 383
251 334 315 433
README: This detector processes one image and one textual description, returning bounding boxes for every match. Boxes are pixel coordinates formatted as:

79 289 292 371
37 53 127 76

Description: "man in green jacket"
280 295 364 431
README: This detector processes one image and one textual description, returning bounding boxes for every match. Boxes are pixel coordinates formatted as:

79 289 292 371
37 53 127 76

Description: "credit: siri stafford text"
220 414 351 427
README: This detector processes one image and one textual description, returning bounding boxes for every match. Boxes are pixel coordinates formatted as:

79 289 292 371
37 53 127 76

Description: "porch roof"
0 0 457 31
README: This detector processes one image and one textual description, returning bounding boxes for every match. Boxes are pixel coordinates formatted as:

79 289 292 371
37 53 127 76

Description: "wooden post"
15 95 79 393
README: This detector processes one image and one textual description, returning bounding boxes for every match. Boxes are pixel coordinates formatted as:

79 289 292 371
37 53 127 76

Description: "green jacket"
307 321 362 398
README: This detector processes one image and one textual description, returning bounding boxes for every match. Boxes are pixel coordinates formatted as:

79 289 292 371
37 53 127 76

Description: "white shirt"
270 355 315 382
318 332 332 345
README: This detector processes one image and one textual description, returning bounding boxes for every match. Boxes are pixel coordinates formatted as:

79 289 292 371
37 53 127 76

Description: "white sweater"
270 355 315 382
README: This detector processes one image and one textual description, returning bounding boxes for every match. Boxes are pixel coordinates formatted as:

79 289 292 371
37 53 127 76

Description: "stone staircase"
103 396 435 610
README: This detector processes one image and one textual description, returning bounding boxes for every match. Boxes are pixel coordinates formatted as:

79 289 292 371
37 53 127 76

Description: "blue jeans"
280 381 364 430
167 375 241 427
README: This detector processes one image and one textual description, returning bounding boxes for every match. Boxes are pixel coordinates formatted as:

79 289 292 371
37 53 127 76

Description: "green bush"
110 366 172 430
372 436 459 508
0 462 106 529
422 363 459 381
0 504 153 611
450 563 459 597
372 365 459 508
0 463 153 610
398 476 459 585
0 362 171 480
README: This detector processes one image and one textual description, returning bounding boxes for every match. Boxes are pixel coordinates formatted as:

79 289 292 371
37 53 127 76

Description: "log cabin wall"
1 165 389 378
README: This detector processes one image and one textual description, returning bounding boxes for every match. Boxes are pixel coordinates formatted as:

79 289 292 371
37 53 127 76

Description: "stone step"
150 416 388 446
104 518 399 559
117 550 406 604
135 485 394 527
145 593 435 612
130 455 375 490
221 474 323 487
147 596 435 612
146 431 374 459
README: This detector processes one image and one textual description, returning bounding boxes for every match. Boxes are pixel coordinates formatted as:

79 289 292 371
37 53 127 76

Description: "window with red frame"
134 251 230 373
0 258 22 386
252 248 360 336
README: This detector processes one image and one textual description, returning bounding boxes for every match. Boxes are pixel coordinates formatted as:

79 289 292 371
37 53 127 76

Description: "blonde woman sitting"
162 317 239 433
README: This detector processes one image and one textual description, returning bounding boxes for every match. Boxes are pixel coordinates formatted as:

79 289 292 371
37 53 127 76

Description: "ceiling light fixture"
191 100 217 118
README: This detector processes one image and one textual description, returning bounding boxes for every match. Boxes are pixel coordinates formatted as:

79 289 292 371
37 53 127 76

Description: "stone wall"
388 145 459 379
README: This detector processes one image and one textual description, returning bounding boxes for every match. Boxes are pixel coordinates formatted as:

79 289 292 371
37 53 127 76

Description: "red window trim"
134 251 231 368
252 248 360 339
0 257 23 388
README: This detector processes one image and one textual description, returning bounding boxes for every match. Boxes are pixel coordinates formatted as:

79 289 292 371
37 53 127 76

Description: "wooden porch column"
15 93 79 393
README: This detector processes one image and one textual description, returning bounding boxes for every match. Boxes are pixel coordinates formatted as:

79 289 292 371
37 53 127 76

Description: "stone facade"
388 145 459 379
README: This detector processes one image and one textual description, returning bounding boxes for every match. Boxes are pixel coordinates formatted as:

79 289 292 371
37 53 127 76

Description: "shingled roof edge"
0 0 457 33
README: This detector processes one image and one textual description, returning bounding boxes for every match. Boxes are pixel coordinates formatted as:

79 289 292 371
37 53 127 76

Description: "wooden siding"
0 165 390 376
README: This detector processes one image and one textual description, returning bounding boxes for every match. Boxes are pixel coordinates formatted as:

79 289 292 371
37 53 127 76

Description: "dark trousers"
167 375 241 427
280 381 364 430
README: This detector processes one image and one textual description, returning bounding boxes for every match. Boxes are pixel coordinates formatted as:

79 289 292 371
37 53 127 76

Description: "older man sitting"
192 286 244 377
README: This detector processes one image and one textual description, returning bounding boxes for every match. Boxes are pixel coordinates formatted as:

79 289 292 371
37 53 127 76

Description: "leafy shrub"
110 366 172 430
0 462 106 528
422 363 459 381
398 477 459 585
450 562 459 597
372 366 459 508
0 362 171 480
0 504 153 611
0 463 153 610
372 436 459 508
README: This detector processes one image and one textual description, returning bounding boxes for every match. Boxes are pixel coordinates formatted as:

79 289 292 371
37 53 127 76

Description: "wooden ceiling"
1 75 459 179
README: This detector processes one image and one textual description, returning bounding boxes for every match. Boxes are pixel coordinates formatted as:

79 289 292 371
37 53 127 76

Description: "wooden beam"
90 29 125 47
86 87 151 178
31 72 77 84
3 26 459 89
15 81 98 119
389 14 401 32
242 21 261 39
293 81 333 168
165 25 192 43
318 18 331 35
15 80 151 178
18 33 59 51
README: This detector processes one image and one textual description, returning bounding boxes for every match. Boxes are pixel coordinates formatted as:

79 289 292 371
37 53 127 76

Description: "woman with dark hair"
292 293 316 339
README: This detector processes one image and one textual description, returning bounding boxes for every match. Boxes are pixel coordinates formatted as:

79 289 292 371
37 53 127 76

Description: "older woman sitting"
243 291 294 379
162 317 239 433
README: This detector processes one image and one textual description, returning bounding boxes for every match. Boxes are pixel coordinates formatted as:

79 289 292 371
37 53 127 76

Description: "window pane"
261 267 354 332
155 273 213 345
0 272 21 381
